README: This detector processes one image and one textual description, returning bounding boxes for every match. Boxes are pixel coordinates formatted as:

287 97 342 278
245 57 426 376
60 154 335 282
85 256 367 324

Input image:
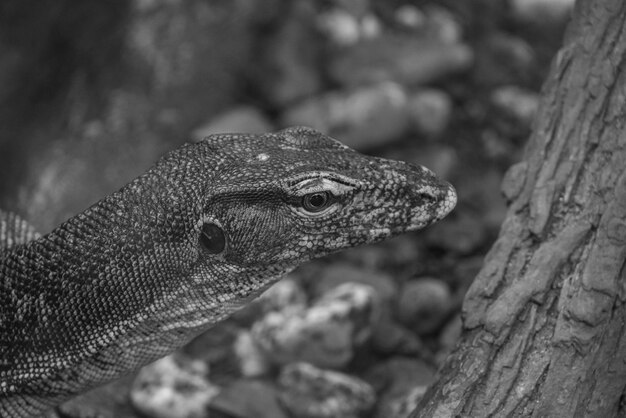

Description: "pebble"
235 330 273 377
191 106 273 141
404 144 458 181
408 89 453 138
253 4 324 107
328 33 473 87
388 385 429 418
209 379 288 418
260 276 308 313
491 85 539 129
397 278 452 335
130 354 219 418
250 283 380 369
510 0 575 22
370 310 424 355
438 314 463 356
473 33 535 87
365 357 434 418
426 211 488 255
282 81 411 150
278 362 376 418
424 6 463 44
317 10 382 46
312 262 398 302
394 5 426 30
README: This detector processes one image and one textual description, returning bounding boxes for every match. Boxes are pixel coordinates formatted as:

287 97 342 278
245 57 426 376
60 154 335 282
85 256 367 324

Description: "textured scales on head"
0 126 456 417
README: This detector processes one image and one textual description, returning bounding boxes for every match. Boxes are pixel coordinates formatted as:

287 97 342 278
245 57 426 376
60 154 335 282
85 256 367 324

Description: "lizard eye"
200 223 226 254
302 191 332 213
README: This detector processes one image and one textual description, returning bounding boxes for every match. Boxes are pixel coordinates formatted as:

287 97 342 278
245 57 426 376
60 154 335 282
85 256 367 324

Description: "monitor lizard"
0 127 456 417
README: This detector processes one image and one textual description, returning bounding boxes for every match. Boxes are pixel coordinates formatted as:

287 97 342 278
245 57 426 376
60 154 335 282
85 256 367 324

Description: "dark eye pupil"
303 192 330 212
200 223 226 254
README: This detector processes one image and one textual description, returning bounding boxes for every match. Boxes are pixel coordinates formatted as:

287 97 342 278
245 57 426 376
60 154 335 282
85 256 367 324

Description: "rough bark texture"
412 1 626 417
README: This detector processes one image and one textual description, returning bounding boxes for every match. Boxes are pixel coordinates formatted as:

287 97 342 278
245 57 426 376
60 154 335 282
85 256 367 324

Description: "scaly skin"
0 127 456 417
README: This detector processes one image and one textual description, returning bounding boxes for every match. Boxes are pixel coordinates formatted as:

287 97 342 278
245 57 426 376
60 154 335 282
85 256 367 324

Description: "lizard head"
173 126 456 308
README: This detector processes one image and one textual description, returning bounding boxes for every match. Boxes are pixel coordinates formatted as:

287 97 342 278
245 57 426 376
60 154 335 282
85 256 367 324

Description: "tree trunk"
413 1 626 417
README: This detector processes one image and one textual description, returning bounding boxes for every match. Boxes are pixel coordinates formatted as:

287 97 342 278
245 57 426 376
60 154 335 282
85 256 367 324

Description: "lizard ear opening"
200 223 226 254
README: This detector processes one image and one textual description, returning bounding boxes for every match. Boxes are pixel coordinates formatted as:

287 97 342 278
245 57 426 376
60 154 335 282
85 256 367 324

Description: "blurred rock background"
0 0 572 417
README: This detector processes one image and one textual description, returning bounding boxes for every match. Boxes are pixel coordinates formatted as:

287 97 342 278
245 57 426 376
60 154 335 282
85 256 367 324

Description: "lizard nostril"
416 192 436 205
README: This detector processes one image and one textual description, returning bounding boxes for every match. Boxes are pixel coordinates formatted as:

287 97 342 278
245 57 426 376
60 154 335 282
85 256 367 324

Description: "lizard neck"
0 187 205 413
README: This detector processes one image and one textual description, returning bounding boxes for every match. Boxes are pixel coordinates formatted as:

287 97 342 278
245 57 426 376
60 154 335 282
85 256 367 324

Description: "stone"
397 278 452 335
317 9 382 46
394 5 427 30
491 85 539 130
281 81 411 150
405 144 458 181
312 262 398 302
510 0 575 22
251 283 381 369
234 330 273 377
278 362 376 418
408 89 453 138
260 276 308 313
423 6 463 44
56 375 136 418
439 314 463 354
426 210 488 255
209 379 288 418
370 310 424 355
130 354 219 418
388 385 429 418
252 1 324 107
191 106 273 141
473 32 535 87
365 357 434 418
328 33 473 87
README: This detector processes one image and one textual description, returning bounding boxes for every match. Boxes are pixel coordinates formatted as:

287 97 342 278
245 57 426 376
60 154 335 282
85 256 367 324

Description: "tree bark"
413 1 626 417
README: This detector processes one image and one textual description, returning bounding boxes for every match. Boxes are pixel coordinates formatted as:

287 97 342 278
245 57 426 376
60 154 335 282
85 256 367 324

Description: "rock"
235 330 273 377
252 1 324 107
473 32 535 87
130 354 219 418
260 276 308 312
510 0 574 22
408 89 453 138
312 262 398 302
426 210 488 255
454 255 485 289
251 283 381 368
423 6 463 44
338 234 422 271
397 278 452 335
183 320 241 364
317 9 382 46
388 385 429 418
394 5 462 44
491 85 539 130
404 144 458 181
191 106 273 141
370 310 424 355
209 379 288 418
328 33 473 87
56 375 136 418
278 362 376 418
365 357 434 418
394 5 427 30
281 81 411 150
439 314 462 355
